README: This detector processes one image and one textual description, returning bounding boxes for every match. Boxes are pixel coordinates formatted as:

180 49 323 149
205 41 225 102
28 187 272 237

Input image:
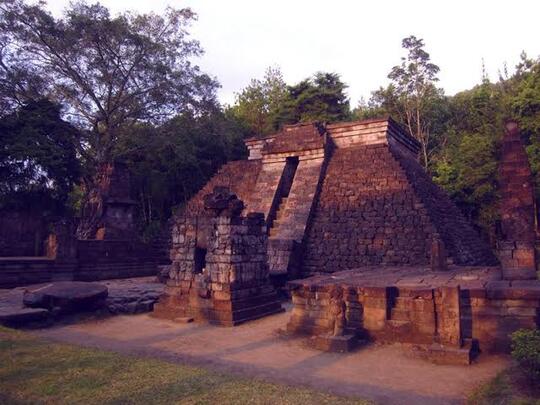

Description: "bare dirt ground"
35 308 509 405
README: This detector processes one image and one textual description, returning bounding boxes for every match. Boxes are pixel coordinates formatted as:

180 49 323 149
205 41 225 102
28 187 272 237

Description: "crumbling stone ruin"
0 162 158 288
497 121 537 280
77 161 137 240
153 187 283 325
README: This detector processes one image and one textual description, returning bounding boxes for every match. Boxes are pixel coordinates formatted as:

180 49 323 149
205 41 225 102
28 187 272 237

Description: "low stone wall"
0 258 73 289
0 211 49 257
0 240 158 289
287 268 540 356
462 280 540 352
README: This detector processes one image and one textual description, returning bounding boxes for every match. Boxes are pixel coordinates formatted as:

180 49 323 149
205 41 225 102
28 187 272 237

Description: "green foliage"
371 36 444 168
510 57 540 199
432 81 505 236
272 72 350 129
229 66 288 137
511 329 540 386
0 0 218 166
0 99 81 214
114 107 248 230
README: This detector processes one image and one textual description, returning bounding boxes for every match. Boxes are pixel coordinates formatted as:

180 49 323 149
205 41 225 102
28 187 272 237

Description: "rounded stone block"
23 281 108 313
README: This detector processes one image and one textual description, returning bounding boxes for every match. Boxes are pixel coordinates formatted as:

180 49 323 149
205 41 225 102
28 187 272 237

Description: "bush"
511 328 540 386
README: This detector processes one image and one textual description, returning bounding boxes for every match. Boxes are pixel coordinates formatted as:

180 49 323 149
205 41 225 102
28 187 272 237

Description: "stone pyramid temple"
179 117 497 281
154 118 540 358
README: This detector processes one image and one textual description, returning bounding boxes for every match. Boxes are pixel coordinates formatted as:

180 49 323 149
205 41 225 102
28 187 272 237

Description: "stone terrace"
287 265 540 359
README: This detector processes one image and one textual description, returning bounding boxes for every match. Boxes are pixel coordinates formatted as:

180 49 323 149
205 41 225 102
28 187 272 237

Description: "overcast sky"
46 0 540 107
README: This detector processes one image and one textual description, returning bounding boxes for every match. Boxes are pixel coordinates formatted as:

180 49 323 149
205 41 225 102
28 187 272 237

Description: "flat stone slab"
289 265 503 291
23 281 108 312
0 307 50 326
102 277 164 314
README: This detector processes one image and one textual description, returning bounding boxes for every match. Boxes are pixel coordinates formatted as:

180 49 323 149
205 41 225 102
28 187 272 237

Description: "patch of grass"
467 367 540 405
0 326 370 405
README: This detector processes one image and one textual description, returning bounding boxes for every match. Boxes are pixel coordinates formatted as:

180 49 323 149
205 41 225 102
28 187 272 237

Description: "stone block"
311 334 359 352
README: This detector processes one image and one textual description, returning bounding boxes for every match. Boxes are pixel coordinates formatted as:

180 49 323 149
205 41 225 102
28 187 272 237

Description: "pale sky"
46 0 540 107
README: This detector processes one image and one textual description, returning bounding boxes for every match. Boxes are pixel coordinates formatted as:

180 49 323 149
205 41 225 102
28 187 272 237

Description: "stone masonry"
498 121 537 280
153 188 283 325
287 266 540 361
78 162 137 240
176 117 496 281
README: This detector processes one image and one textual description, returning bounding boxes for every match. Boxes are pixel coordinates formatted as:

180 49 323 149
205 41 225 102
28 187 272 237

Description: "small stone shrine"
78 162 137 240
153 187 283 325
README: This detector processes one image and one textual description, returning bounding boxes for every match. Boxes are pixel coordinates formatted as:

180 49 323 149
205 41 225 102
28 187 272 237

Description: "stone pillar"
77 162 137 240
430 236 448 271
46 221 77 261
498 121 537 280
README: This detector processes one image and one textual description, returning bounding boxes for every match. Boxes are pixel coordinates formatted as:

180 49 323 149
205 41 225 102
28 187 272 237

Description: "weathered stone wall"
76 240 158 281
302 144 436 273
498 122 537 279
391 146 498 266
0 258 71 288
184 160 262 216
0 238 159 288
461 281 540 352
287 273 540 355
154 211 282 325
0 210 49 257
78 162 137 240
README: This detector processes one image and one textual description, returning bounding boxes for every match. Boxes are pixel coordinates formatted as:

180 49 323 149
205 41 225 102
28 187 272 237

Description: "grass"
467 367 540 405
0 326 370 405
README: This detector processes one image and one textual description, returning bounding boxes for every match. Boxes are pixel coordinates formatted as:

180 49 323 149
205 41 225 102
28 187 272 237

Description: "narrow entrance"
194 247 207 274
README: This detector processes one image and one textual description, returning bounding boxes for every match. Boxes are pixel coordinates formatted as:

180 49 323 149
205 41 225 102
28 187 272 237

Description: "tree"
272 72 350 129
1 0 218 237
114 106 248 237
509 55 540 199
230 66 287 137
0 0 218 168
431 78 506 239
0 99 81 214
383 35 443 168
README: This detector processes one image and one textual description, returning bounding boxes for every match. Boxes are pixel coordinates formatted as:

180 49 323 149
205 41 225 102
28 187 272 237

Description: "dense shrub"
511 328 540 385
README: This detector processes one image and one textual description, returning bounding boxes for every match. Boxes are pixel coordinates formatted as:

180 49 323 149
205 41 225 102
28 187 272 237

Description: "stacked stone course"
287 268 540 360
497 121 537 279
302 144 436 273
391 146 498 266
173 117 497 280
184 160 262 216
153 189 283 325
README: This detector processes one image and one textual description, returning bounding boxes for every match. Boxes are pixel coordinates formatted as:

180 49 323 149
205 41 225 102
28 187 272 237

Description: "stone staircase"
268 197 288 238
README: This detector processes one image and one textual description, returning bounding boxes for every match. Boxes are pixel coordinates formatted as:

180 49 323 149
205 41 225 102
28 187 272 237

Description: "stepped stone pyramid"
175 117 497 280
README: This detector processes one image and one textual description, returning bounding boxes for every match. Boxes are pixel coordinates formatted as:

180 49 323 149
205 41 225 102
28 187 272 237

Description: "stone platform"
0 276 164 327
287 265 540 362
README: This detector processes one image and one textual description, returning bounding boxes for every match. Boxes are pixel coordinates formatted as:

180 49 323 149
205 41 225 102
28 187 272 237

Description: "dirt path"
35 309 509 405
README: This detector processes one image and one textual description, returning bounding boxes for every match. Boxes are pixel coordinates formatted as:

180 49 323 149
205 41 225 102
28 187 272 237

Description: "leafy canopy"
229 66 287 137
273 72 350 128
0 0 218 164
0 99 81 213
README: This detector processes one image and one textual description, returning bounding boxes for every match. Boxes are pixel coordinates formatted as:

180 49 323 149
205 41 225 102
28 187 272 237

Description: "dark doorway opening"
194 247 207 274
282 156 299 197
